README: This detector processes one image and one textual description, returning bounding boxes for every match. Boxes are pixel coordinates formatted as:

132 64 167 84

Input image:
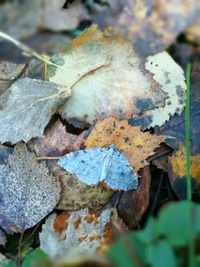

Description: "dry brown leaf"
28 119 86 157
52 165 114 210
93 0 198 56
85 117 166 171
28 119 113 210
117 166 151 228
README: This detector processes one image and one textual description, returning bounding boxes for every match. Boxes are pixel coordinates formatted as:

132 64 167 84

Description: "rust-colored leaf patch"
40 208 124 260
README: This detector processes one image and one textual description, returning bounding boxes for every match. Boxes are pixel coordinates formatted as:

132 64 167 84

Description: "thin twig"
0 31 61 68
33 156 61 161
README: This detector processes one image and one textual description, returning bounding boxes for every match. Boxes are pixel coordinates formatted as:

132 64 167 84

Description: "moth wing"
104 150 138 191
58 147 108 185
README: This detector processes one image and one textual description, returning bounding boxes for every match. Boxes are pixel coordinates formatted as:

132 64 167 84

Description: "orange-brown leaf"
170 145 200 183
84 117 166 171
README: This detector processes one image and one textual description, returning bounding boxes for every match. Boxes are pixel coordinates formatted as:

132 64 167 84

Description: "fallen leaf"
0 61 26 93
28 119 86 157
85 118 166 171
0 143 61 233
40 208 124 260
28 119 113 210
155 59 200 154
58 144 138 191
168 144 200 198
93 0 198 56
52 165 114 210
0 145 13 164
0 78 71 144
49 25 184 127
117 166 151 228
41 0 89 31
0 230 6 246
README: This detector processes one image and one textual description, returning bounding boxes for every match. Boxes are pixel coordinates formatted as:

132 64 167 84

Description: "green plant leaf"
156 201 200 246
5 261 17 267
107 232 146 267
146 241 176 267
22 249 50 267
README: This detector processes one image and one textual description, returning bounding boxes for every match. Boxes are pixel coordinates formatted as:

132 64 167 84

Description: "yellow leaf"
170 145 200 183
85 117 166 171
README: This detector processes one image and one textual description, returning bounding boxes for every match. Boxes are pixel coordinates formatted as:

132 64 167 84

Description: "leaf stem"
186 63 191 201
32 156 61 161
186 63 195 267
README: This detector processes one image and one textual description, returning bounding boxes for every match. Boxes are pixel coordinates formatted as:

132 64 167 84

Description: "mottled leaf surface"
49 25 169 125
40 208 123 260
0 78 71 144
93 0 198 56
52 165 114 210
0 143 61 233
58 145 138 191
50 25 185 128
85 118 166 171
28 119 86 157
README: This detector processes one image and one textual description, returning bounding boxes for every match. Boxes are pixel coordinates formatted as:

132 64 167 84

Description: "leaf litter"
85 117 167 171
0 78 71 144
0 143 61 233
40 208 125 260
0 2 198 265
49 25 186 129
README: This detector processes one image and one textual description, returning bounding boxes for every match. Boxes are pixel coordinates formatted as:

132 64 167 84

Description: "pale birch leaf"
0 78 71 144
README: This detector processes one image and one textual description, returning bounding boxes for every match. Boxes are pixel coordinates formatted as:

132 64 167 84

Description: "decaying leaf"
28 119 113 210
140 52 186 128
117 165 151 228
58 144 138 191
155 59 200 154
93 0 198 56
52 165 114 210
42 0 89 31
169 145 200 183
40 208 124 260
0 78 71 144
49 25 185 128
85 117 166 171
28 119 86 157
0 143 61 233
0 61 26 93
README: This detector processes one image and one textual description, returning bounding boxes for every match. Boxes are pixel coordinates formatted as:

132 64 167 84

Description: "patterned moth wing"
58 147 107 185
58 145 138 191
104 146 138 190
